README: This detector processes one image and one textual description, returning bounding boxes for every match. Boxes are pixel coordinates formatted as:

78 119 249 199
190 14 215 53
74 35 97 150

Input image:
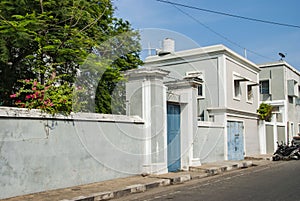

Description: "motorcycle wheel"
295 152 300 159
273 155 280 161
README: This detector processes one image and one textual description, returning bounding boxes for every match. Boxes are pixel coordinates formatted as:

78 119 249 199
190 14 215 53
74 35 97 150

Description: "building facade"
141 42 261 170
259 61 300 154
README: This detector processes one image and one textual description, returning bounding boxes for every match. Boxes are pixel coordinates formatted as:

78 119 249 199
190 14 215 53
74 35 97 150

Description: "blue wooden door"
227 121 244 160
167 104 181 172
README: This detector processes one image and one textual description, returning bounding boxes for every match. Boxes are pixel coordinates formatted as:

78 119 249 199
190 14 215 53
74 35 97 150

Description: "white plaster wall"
125 69 169 175
259 120 267 154
244 118 260 156
285 67 300 138
0 109 145 199
193 125 225 164
150 80 168 173
226 58 259 112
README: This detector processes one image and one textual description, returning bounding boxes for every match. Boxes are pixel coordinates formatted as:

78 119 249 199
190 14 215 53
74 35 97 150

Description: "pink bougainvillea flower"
10 94 17 98
33 80 37 86
32 87 36 91
25 95 31 100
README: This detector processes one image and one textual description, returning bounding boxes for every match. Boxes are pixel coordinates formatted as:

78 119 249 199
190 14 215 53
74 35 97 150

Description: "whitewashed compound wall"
0 107 145 199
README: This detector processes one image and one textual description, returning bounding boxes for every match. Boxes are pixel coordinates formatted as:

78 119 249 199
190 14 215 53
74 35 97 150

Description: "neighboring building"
258 61 300 154
140 40 261 170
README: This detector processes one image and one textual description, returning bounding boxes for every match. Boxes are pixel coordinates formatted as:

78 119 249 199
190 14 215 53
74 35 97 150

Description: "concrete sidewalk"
1 155 272 201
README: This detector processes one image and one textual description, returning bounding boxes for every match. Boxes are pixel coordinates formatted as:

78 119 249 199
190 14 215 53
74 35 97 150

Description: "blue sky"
113 0 300 69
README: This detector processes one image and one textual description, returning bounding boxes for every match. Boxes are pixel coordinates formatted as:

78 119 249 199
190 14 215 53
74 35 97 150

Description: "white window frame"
197 83 205 99
233 79 241 100
246 84 253 103
272 106 283 123
287 79 298 97
233 73 249 101
259 79 271 95
197 98 205 121
185 71 203 80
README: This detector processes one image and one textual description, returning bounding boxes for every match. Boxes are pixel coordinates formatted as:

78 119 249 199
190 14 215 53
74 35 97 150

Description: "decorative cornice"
124 67 170 80
165 79 201 89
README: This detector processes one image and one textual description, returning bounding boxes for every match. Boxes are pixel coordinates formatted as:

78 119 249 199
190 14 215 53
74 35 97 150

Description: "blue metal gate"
167 104 181 172
227 121 244 160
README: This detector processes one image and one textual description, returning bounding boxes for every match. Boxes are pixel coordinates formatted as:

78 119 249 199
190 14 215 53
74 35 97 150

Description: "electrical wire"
156 0 300 29
166 1 277 61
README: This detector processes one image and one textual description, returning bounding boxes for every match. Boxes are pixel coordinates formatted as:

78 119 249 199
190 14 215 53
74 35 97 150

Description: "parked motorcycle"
293 135 300 146
272 141 300 161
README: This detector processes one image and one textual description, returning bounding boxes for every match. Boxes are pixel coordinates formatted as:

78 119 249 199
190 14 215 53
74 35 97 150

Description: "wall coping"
207 107 258 118
0 107 144 124
197 121 225 128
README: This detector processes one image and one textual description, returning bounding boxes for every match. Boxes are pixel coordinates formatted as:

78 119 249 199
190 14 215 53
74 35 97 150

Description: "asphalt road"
114 160 300 201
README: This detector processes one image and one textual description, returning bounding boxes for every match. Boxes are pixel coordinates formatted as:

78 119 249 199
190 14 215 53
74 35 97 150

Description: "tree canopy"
0 0 142 114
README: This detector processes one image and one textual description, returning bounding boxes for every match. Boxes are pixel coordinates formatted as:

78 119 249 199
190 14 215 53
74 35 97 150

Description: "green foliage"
78 26 143 114
257 103 273 122
0 0 142 114
95 67 124 114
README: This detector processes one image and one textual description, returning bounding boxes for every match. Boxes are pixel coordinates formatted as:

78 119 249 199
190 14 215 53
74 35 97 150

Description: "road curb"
60 161 255 201
245 155 273 161
3 158 273 201
60 179 171 201
189 160 253 176
168 174 191 184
